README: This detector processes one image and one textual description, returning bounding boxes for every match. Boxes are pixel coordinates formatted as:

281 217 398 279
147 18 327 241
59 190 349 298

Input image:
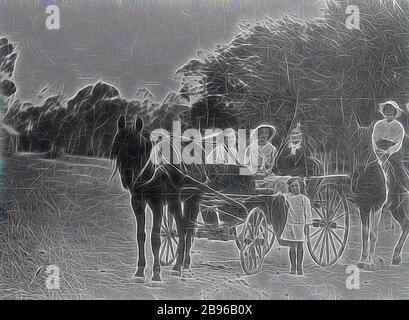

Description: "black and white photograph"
0 0 409 302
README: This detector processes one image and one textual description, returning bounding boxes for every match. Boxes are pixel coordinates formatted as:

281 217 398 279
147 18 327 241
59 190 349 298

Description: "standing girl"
279 178 312 275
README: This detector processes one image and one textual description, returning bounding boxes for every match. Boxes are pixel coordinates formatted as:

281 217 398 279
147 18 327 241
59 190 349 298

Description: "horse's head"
110 114 143 158
110 114 152 190
349 115 377 170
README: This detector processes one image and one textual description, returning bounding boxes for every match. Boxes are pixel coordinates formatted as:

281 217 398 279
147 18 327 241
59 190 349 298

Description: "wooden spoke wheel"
266 225 275 253
307 184 349 267
159 205 179 266
239 207 270 275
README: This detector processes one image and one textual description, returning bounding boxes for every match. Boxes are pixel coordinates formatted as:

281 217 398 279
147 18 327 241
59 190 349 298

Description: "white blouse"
372 119 405 155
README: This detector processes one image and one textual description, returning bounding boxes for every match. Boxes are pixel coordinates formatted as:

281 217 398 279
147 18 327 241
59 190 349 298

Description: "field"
1 153 409 300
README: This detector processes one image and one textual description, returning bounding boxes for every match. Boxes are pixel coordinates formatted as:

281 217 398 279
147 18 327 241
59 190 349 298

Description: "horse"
350 121 409 269
110 114 201 281
379 135 409 265
350 124 386 269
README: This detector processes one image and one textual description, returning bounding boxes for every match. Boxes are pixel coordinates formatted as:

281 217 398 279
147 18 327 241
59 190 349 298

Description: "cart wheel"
239 207 270 275
266 225 275 253
307 184 349 267
159 204 179 266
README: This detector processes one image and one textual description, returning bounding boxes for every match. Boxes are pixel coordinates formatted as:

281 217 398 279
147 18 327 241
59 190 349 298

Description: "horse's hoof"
172 264 182 272
183 264 191 270
149 280 164 288
364 263 375 271
132 275 145 283
171 269 182 277
134 270 145 278
152 274 162 282
392 255 402 265
182 270 193 279
375 257 387 269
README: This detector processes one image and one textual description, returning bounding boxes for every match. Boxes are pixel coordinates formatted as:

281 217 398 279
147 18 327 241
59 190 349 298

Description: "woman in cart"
255 125 278 176
244 124 278 176
274 122 307 177
246 124 287 192
279 177 313 275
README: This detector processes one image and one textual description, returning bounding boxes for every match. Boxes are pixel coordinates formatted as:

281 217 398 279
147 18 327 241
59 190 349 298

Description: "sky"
0 0 322 102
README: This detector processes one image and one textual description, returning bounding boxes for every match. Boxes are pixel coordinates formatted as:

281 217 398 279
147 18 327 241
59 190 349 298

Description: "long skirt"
382 152 409 214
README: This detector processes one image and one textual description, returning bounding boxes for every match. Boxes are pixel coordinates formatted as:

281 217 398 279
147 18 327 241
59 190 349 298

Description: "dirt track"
1 154 409 299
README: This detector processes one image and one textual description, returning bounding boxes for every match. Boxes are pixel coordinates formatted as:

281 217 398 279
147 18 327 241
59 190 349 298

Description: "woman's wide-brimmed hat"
252 123 277 139
379 100 403 117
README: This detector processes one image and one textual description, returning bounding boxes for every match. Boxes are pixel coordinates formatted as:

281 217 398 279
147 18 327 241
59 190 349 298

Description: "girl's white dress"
281 194 312 242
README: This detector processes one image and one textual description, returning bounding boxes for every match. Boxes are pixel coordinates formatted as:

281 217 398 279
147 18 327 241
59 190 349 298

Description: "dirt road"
1 154 408 299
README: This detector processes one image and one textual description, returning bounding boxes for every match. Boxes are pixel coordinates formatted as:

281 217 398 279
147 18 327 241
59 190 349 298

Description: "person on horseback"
372 100 406 165
372 100 409 195
371 100 409 265
279 177 312 275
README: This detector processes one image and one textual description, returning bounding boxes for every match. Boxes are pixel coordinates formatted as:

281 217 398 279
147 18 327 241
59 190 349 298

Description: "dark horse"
351 122 409 269
110 115 201 281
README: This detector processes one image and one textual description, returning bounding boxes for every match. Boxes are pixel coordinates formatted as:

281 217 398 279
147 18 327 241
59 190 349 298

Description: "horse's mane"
351 126 378 167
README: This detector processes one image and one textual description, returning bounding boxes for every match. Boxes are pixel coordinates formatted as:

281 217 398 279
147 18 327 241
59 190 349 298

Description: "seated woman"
203 129 247 235
244 125 277 174
205 128 245 191
247 125 292 193
253 125 278 177
274 122 307 177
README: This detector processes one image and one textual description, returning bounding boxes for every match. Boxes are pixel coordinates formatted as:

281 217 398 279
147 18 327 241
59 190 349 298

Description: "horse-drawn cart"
159 170 350 275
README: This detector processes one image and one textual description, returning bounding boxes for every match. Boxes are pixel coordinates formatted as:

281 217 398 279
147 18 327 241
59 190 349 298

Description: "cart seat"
254 175 296 194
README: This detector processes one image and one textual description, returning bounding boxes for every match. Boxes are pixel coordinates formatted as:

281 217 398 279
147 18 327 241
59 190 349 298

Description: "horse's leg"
384 209 394 230
149 199 163 282
169 199 185 275
358 208 370 268
368 206 383 269
392 215 409 265
131 195 146 279
183 197 200 271
384 157 409 264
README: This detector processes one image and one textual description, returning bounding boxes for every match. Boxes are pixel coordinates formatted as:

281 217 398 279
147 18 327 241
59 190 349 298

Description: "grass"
1 153 409 299
0 154 138 299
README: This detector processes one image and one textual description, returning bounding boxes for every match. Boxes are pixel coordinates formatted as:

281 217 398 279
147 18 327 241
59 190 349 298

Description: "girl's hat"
379 100 403 117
